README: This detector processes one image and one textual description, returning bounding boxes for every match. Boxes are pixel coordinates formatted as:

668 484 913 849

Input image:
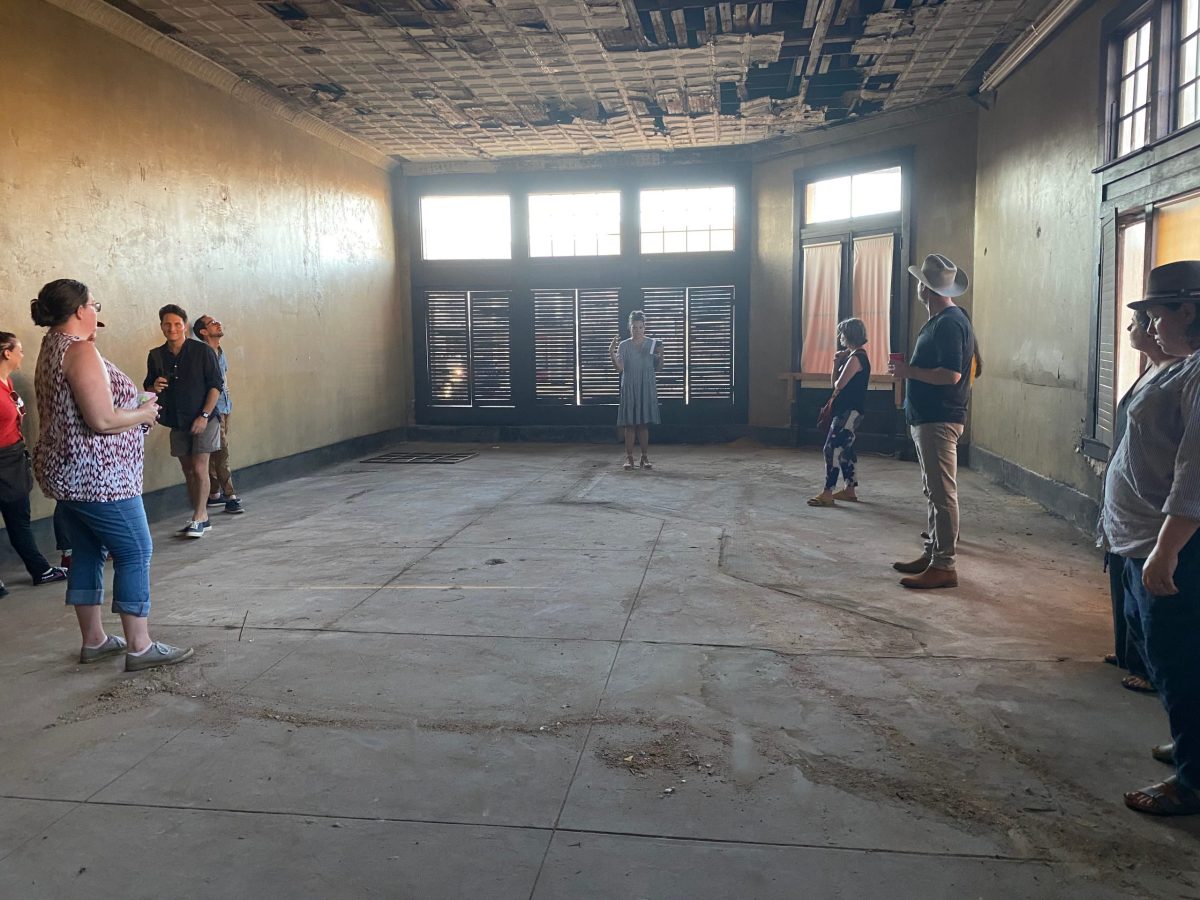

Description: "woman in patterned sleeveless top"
31 279 192 672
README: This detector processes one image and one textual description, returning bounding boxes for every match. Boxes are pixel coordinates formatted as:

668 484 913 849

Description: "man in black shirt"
888 254 976 589
145 305 223 539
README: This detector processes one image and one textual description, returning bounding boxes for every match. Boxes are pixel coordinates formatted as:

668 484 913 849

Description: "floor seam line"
527 519 668 899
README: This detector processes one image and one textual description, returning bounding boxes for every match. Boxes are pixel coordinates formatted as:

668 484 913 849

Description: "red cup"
889 353 904 364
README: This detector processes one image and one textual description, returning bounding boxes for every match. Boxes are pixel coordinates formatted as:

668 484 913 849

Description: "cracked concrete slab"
0 806 547 899
0 442 1194 898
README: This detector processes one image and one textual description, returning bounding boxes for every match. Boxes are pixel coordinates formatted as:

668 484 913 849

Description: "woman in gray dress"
609 310 663 470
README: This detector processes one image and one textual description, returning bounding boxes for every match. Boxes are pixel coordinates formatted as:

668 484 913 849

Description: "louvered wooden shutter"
579 289 620 403
1096 215 1118 446
470 292 512 406
427 291 470 407
642 287 686 400
688 285 735 400
533 289 577 403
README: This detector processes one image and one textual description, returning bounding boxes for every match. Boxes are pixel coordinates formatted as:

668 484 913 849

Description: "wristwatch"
199 411 211 419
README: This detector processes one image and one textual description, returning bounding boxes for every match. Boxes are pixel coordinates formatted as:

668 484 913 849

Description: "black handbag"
0 440 34 503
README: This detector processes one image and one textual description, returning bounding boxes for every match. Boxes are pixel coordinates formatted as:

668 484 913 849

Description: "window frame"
792 150 912 376
408 165 751 426
1103 0 1193 162
1084 100 1200 458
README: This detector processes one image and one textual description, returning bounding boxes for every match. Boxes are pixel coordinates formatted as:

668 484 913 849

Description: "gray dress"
617 337 661 426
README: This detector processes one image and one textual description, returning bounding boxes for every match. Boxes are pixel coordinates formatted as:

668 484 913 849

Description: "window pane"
1120 76 1135 116
801 242 841 374
640 187 736 254
421 196 511 260
1182 37 1198 86
529 191 620 259
1115 220 1146 409
641 232 663 254
806 176 852 224
710 229 734 251
1186 0 1199 38
851 167 902 217
1134 66 1149 107
1154 191 1200 265
1182 83 1198 128
597 233 621 255
663 230 687 253
1138 21 1152 65
1123 30 1139 74
1133 108 1148 149
1119 116 1134 155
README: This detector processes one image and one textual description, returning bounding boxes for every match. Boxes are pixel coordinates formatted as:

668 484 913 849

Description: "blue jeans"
1123 533 1200 790
57 497 153 618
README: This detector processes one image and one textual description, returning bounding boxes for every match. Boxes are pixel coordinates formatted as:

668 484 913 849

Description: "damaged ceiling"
101 0 1052 165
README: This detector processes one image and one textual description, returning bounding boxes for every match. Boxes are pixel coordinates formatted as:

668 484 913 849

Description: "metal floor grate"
360 451 478 465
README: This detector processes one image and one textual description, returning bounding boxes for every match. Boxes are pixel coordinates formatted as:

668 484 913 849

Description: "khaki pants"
911 422 964 571
208 413 235 497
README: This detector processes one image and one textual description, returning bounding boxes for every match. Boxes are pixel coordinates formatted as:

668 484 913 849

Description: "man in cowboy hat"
1104 260 1200 816
888 253 976 589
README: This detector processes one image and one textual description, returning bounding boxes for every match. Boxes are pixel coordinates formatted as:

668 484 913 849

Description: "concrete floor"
0 442 1196 899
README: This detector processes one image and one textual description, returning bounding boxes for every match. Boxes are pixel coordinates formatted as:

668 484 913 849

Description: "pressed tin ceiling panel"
100 0 1053 164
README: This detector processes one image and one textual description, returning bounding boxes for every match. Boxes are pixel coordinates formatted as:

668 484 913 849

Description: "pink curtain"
801 242 841 374
852 234 893 374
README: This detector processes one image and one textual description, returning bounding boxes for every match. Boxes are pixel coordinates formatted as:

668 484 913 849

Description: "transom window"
804 166 902 224
1117 20 1154 156
640 187 735 254
420 195 511 260
528 192 620 257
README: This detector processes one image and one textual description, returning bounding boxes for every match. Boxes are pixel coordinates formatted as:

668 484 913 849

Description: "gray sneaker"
79 634 127 664
125 641 194 672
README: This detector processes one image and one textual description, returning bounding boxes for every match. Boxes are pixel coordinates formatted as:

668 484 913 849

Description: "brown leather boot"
892 554 931 574
900 566 958 589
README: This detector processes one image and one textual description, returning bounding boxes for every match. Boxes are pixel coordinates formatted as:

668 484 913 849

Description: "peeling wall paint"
0 0 406 522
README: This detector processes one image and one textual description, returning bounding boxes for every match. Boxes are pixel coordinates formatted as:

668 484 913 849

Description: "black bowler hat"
1128 260 1200 310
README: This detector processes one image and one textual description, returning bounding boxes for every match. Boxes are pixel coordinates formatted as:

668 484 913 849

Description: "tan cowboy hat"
908 253 969 298
1127 260 1200 309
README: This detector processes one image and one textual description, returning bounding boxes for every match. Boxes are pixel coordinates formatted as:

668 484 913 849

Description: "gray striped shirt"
1103 349 1200 557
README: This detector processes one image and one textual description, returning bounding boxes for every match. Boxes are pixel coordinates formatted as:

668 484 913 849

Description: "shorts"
170 416 221 458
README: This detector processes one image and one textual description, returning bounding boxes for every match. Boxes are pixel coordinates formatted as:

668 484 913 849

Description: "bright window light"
806 167 902 224
640 186 735 254
529 192 621 257
421 195 511 260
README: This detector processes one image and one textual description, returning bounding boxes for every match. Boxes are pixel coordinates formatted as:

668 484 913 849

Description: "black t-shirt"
905 306 975 425
831 349 871 415
144 339 223 430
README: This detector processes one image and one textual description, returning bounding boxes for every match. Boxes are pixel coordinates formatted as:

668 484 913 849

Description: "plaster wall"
749 102 979 428
0 0 407 522
971 0 1111 497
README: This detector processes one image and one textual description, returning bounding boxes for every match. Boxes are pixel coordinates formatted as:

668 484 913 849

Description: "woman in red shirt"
0 332 67 594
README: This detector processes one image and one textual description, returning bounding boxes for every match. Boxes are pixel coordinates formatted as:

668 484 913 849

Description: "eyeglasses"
11 391 24 418
85 301 102 313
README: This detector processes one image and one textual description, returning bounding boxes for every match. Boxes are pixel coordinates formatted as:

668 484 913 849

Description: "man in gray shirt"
1105 260 1200 817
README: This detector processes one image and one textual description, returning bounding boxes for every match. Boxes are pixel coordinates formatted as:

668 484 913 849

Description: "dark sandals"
1152 742 1176 765
1124 776 1200 816
1121 674 1157 693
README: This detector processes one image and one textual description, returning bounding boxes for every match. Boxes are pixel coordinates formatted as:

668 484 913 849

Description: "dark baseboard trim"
970 445 1098 533
404 423 796 446
0 427 409 574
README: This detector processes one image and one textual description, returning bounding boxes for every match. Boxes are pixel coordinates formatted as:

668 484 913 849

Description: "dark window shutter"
1096 216 1118 445
533 289 578 404
579 289 621 403
426 291 470 407
688 285 735 400
470 292 512 406
642 287 686 400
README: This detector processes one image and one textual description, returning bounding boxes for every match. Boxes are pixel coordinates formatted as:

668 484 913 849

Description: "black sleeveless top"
831 349 870 415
